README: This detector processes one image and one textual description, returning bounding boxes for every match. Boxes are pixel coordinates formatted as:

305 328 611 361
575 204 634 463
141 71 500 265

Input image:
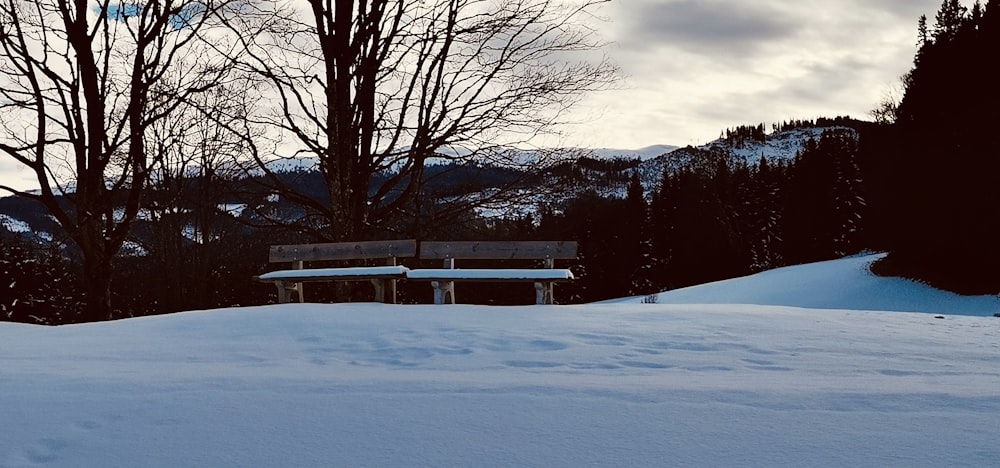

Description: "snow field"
2 297 999 467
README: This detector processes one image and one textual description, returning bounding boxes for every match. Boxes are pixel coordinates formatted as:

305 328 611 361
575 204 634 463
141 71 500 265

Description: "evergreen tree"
883 0 1000 292
621 172 652 295
649 169 677 290
740 157 785 271
782 129 864 264
918 14 930 47
825 130 865 256
783 138 826 263
666 169 745 288
539 190 621 302
933 0 969 42
0 236 81 324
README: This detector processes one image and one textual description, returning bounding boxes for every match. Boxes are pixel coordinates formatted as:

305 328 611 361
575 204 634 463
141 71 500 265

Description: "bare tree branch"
0 0 240 319
210 0 618 241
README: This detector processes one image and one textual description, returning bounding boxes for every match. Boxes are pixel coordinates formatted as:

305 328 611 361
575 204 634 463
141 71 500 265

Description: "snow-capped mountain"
632 124 860 194
588 144 678 161
0 120 866 241
708 126 848 165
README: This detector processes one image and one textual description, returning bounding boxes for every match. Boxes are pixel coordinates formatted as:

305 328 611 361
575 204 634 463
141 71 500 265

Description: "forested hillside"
2 120 878 323
871 0 1000 293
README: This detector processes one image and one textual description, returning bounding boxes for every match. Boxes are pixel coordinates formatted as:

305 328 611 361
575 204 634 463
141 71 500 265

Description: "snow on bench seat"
409 241 578 305
255 240 417 304
259 266 409 281
405 268 573 281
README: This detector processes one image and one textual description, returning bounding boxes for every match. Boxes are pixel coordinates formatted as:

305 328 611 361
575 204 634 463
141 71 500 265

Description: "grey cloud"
693 55 887 126
563 1 946 146
612 0 801 56
845 0 943 22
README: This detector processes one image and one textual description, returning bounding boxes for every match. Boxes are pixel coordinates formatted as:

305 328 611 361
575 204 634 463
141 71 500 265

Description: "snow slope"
589 144 678 160
722 126 841 165
2 255 999 467
610 253 1000 316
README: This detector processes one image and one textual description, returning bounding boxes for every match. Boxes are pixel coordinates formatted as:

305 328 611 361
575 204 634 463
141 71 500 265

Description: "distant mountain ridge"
0 119 866 246
596 122 863 197
588 144 679 161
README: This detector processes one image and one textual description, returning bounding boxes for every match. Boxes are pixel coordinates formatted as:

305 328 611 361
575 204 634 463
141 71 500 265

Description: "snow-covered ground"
590 144 678 160
0 213 31 233
610 253 1000 316
2 254 999 467
0 214 52 242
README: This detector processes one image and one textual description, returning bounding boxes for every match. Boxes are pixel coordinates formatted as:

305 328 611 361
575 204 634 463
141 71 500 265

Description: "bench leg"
275 281 303 304
275 282 288 304
534 281 554 305
431 281 455 305
387 278 397 304
371 279 386 303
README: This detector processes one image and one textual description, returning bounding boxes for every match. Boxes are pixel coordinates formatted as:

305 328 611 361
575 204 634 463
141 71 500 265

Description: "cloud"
557 0 947 148
611 0 801 58
0 159 39 192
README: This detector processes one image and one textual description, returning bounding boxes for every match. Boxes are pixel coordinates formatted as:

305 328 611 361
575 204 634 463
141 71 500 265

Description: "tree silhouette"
216 0 618 242
0 0 237 320
884 0 1000 292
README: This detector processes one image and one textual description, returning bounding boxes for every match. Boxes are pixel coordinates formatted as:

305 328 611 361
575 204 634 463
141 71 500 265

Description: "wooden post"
276 281 288 304
371 279 385 303
292 260 304 303
435 257 456 304
542 256 555 304
533 278 556 305
386 256 397 304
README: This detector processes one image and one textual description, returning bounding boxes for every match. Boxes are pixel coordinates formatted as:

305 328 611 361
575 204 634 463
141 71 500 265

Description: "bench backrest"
269 239 418 264
419 241 577 261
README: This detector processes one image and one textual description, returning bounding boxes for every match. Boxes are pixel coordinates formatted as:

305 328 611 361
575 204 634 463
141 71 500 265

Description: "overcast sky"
0 0 946 192
564 0 943 149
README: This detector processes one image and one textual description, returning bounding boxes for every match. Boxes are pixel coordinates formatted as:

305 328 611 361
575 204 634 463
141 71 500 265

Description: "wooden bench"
406 241 577 305
255 239 417 304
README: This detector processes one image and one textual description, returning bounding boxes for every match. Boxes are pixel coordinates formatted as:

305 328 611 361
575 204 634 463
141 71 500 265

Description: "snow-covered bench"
255 240 417 304
407 241 577 305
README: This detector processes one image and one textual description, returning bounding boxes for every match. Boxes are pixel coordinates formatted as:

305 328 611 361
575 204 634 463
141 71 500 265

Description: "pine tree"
649 169 677 290
740 157 784 271
933 0 968 42
918 14 930 47
622 172 652 295
883 0 1000 292
822 129 865 256
666 168 746 288
0 236 81 324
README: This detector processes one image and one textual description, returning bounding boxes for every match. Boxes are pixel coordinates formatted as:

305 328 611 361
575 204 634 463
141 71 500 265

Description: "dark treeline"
871 0 1000 293
531 127 869 303
2 125 871 322
723 124 766 146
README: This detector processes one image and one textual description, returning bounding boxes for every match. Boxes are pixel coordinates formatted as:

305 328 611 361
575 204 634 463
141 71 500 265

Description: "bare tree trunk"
216 0 618 241
81 246 115 322
0 0 239 320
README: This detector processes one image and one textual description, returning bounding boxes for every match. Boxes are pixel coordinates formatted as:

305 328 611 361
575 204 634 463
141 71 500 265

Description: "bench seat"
258 265 409 282
256 266 410 304
409 240 578 305
255 240 416 304
406 268 574 281
407 267 574 305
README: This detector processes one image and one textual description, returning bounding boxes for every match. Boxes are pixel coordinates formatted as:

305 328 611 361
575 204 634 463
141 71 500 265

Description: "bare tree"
871 73 909 125
0 0 234 320
217 0 618 241
142 76 256 312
